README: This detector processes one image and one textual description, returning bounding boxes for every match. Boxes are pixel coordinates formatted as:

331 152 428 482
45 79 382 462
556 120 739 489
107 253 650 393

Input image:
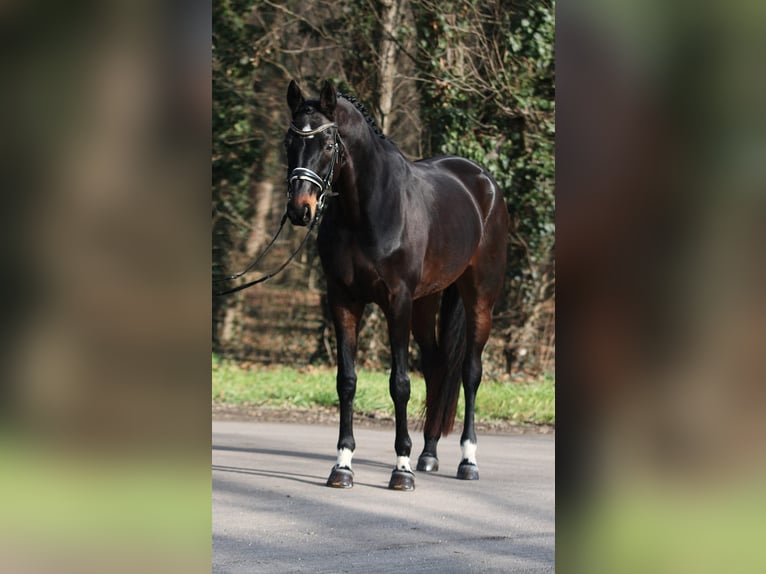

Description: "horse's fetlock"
395 436 412 456
338 438 355 452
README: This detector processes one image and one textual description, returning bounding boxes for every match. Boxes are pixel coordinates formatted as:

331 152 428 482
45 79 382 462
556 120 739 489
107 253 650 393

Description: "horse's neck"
335 125 406 229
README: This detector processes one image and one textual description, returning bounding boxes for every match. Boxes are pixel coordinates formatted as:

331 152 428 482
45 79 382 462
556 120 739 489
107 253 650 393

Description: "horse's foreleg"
326 296 363 489
384 292 415 491
411 294 441 472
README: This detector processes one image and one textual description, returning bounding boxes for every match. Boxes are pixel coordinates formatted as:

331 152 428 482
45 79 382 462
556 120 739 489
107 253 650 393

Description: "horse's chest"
320 236 394 300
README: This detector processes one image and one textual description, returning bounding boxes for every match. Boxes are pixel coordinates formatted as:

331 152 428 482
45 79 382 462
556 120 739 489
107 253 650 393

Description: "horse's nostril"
302 204 311 223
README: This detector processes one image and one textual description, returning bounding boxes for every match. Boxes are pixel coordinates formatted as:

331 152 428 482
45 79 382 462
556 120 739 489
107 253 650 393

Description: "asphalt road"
213 420 554 573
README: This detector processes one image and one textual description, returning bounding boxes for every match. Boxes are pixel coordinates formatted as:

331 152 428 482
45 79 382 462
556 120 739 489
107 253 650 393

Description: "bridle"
287 121 341 215
214 120 342 296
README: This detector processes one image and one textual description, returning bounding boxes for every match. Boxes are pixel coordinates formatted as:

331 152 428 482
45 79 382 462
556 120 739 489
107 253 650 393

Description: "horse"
283 80 509 490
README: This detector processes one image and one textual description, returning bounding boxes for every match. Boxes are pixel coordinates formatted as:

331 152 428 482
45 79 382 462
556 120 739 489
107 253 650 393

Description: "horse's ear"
319 80 337 119
287 80 304 115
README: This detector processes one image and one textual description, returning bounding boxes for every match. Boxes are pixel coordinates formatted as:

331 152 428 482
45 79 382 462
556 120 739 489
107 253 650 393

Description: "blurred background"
1 1 211 573
557 0 766 572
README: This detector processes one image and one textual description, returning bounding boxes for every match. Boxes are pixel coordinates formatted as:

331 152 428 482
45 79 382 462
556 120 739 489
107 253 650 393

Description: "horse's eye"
326 144 334 151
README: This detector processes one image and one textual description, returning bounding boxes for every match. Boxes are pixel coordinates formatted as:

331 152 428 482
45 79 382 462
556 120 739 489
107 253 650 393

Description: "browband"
289 122 337 137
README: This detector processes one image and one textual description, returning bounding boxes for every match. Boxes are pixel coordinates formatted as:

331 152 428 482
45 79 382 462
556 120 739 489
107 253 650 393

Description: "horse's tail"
425 283 466 437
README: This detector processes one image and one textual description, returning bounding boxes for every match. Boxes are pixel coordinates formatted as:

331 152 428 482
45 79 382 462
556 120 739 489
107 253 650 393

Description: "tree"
413 0 555 373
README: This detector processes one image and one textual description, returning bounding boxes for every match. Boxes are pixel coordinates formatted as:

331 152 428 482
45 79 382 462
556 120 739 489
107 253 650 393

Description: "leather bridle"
287 121 341 214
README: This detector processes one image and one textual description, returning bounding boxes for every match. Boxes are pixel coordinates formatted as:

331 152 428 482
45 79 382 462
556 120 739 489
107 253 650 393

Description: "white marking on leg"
395 456 413 472
336 448 354 469
461 440 478 465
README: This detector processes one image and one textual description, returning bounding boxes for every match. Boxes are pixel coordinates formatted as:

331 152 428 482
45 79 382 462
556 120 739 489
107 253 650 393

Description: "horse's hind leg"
411 293 441 472
457 273 502 480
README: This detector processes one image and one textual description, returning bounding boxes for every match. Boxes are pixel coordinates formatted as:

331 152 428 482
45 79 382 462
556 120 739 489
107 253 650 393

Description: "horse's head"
284 80 340 226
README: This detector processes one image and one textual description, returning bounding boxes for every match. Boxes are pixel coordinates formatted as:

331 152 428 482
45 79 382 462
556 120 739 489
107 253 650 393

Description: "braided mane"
338 92 386 139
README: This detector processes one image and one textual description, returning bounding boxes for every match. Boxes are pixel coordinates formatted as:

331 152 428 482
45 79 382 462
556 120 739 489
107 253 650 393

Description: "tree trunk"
378 0 405 134
245 180 274 257
218 142 277 350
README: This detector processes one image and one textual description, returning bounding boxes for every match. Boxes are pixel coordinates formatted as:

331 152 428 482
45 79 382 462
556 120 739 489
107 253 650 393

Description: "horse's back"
410 155 508 299
415 156 505 227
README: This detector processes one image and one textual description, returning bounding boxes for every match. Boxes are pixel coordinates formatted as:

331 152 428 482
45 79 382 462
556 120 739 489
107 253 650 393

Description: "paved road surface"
213 420 554 573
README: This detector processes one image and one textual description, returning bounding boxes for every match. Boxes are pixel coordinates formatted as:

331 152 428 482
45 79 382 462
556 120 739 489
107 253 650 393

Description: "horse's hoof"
416 454 439 472
326 465 354 488
457 460 479 480
388 469 415 491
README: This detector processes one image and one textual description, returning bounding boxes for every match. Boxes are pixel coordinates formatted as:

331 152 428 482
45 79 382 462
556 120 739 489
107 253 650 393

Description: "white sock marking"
395 456 412 472
461 440 478 465
336 448 354 469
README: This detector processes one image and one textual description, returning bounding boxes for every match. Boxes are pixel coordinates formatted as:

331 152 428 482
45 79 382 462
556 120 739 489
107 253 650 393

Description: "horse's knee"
389 372 411 402
336 374 357 402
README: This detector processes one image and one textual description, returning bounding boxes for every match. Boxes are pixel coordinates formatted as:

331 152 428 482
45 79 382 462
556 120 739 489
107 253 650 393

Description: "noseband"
287 122 341 214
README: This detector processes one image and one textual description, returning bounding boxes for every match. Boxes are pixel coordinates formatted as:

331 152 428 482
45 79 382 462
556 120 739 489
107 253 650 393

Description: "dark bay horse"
283 80 508 490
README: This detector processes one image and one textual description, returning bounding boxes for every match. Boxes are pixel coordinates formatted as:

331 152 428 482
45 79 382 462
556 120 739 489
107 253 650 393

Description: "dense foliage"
213 0 554 375
414 1 555 370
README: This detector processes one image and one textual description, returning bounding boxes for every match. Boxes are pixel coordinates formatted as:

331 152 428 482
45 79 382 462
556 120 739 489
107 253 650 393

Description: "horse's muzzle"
286 200 313 226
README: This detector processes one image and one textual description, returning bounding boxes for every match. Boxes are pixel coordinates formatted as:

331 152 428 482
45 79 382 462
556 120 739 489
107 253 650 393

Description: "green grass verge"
213 355 554 426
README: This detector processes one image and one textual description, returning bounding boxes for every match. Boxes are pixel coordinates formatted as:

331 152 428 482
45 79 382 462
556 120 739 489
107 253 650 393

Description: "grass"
212 355 554 426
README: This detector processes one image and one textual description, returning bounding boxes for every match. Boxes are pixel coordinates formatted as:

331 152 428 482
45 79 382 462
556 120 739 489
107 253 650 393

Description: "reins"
213 210 321 296
214 121 341 296
213 212 289 284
